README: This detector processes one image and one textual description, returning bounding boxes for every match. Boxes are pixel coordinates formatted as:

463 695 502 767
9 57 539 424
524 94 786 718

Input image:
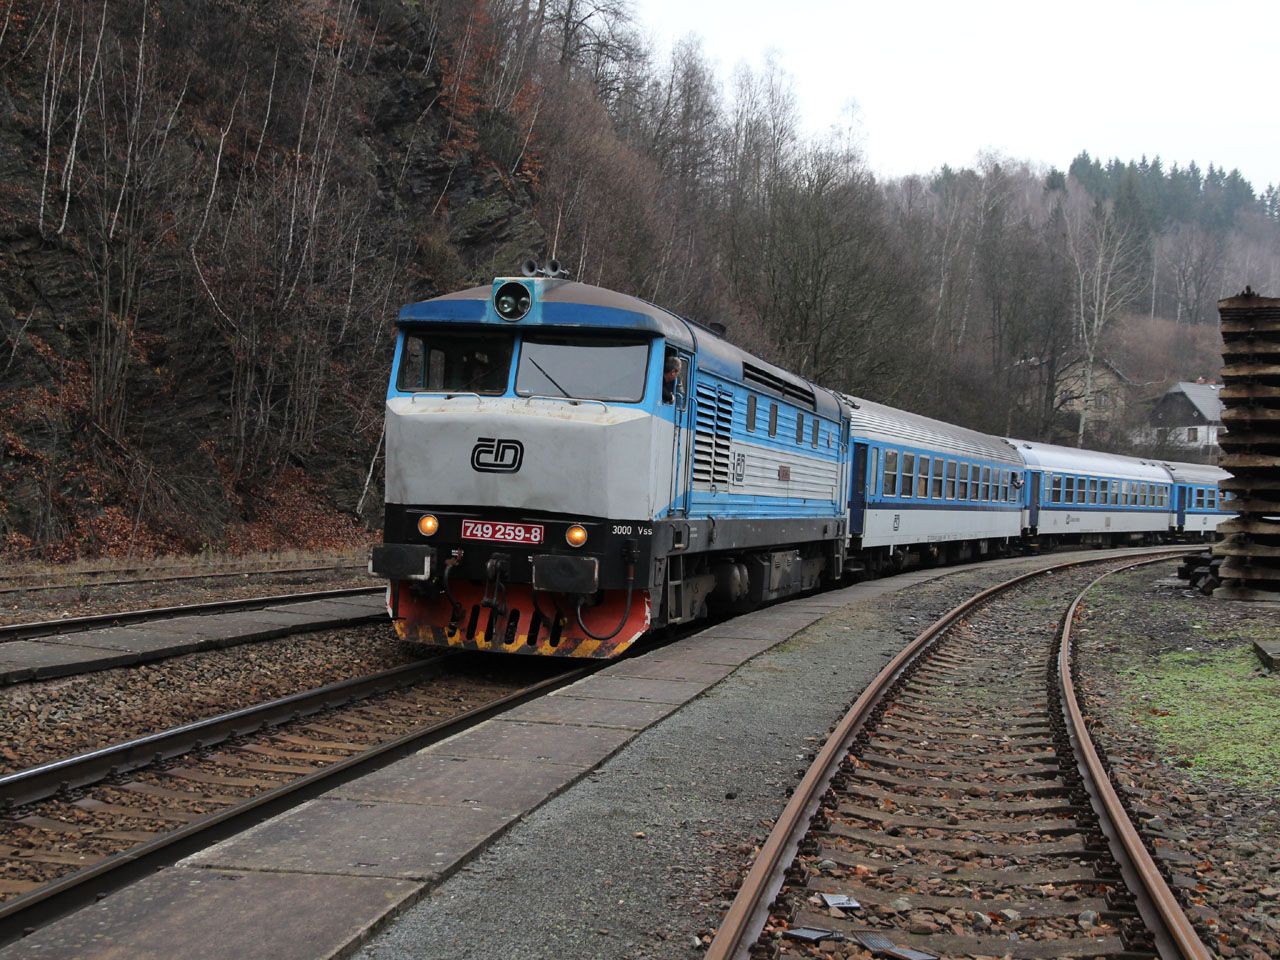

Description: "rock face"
0 0 545 559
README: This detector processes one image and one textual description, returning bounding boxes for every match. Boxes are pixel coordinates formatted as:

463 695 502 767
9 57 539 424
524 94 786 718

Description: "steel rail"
0 657 453 809
0 562 365 598
1058 560 1214 960
0 662 595 939
705 546 1189 960
0 585 383 642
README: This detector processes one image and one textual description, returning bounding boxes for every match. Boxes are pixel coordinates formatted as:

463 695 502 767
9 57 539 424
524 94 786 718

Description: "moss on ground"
1121 645 1280 787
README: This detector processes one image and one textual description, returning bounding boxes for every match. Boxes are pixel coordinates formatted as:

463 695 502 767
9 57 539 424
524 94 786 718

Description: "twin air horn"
521 259 572 280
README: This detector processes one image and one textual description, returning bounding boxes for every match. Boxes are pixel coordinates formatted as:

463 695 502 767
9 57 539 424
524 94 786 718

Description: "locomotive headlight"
565 524 588 548
417 514 439 537
494 281 532 321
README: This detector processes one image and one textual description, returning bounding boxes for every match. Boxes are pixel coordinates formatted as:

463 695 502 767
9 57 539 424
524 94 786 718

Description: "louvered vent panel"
693 384 733 489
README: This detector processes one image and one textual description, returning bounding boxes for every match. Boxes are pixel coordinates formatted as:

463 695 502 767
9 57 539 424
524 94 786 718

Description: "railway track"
0 653 589 938
0 562 365 599
709 551 1210 960
0 585 382 643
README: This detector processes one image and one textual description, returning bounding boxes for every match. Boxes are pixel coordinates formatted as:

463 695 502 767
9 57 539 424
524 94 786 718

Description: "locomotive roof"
1159 460 1230 485
399 279 841 418
843 396 1022 465
399 279 698 346
1008 438 1170 482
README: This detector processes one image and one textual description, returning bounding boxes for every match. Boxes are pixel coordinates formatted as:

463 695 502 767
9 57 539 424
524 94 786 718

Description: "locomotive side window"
769 403 778 437
397 332 513 395
883 450 899 496
747 395 757 432
517 336 649 402
796 413 805 444
811 418 819 448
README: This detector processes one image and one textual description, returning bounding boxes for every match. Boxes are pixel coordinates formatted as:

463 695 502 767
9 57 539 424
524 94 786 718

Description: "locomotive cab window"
397 331 514 395
517 336 650 403
661 348 686 404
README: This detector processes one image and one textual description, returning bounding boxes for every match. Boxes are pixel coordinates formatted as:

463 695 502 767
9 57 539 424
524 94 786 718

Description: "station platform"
0 549 1169 960
0 597 385 686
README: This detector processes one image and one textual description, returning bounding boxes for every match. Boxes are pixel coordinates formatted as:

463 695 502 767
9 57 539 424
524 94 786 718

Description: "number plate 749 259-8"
460 520 545 545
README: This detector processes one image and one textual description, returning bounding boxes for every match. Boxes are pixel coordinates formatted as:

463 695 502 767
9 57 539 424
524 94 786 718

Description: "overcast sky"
633 0 1278 189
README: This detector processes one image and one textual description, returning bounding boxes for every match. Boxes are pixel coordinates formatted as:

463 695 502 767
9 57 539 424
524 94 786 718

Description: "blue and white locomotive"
369 271 1233 659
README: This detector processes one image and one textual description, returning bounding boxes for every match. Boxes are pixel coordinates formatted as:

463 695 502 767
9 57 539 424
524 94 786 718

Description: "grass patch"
1121 645 1280 787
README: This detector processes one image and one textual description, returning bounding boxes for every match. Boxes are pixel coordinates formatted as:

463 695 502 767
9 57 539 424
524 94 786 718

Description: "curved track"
707 550 1209 960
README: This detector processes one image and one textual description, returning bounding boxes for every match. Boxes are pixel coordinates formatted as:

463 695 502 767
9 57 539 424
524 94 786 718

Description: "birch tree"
1063 185 1145 446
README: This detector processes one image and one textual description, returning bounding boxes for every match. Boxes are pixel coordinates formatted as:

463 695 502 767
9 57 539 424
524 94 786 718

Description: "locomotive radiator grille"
693 384 733 490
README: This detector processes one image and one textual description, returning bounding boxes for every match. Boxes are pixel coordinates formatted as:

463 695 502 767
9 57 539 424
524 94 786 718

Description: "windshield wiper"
528 356 570 397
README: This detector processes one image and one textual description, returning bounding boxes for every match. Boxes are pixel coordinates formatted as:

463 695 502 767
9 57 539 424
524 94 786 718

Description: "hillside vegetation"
1 0 1276 560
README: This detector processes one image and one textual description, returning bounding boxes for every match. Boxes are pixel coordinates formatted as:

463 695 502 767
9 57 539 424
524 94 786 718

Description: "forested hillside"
1 0 1276 560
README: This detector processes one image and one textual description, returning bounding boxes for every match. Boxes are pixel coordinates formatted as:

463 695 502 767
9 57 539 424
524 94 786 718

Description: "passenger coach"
845 399 1024 571
1012 439 1172 544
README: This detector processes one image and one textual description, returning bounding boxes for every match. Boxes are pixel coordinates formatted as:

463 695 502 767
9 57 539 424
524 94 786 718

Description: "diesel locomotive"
369 267 1232 659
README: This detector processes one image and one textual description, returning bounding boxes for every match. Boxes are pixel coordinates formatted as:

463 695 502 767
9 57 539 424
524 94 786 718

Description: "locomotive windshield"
515 336 650 403
397 332 513 395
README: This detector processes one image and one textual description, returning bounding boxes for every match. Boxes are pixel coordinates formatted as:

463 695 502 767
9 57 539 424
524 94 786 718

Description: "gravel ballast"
1075 562 1280 960
0 624 423 772
354 555 1113 960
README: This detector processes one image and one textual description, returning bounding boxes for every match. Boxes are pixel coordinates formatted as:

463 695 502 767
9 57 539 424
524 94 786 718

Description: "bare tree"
1063 185 1145 446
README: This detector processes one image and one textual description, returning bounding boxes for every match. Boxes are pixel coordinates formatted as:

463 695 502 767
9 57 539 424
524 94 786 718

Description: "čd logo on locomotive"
471 437 524 473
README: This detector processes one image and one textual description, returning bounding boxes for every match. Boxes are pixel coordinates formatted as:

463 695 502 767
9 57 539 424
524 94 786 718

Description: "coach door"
849 440 869 536
1175 484 1187 529
1028 471 1041 530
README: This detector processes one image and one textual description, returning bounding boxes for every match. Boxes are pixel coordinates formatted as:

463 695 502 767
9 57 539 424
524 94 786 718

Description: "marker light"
417 514 439 537
565 524 588 548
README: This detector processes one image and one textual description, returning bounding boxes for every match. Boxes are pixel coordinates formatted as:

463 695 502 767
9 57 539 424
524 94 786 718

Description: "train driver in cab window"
662 350 686 404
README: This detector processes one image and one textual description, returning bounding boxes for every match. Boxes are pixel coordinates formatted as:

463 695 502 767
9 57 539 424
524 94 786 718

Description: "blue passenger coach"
1162 460 1233 536
1012 439 1172 543
844 398 1024 568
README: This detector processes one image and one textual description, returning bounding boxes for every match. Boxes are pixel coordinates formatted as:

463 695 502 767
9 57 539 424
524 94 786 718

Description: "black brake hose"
442 554 464 626
574 565 636 642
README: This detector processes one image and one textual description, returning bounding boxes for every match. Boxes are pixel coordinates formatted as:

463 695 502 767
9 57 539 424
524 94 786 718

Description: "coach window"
944 461 956 499
901 453 916 497
1076 478 1087 504
883 450 900 496
769 403 778 437
1001 470 1009 502
746 395 757 432
915 457 930 498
